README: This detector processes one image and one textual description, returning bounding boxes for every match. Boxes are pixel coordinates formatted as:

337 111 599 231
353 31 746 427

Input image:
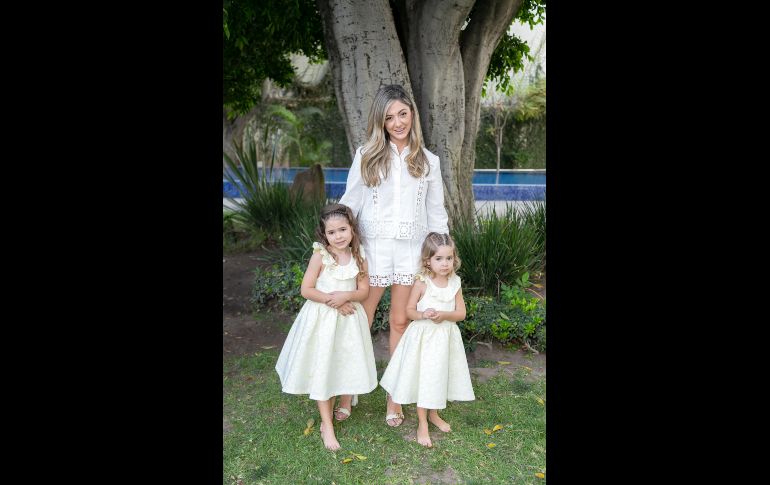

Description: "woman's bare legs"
361 286 386 329
388 284 412 353
384 284 412 426
416 406 432 447
317 398 340 450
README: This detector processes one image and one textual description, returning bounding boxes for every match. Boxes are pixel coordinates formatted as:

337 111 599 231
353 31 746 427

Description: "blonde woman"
338 84 449 427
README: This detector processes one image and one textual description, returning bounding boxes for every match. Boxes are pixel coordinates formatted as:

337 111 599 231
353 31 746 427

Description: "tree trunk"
317 0 524 226
403 0 475 226
496 128 502 183
316 0 412 160
222 105 259 163
460 0 523 214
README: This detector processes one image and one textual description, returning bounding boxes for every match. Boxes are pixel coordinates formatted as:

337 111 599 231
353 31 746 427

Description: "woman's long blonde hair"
360 84 429 187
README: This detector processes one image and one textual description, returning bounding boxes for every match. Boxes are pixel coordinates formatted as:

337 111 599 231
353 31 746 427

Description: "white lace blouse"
339 142 449 241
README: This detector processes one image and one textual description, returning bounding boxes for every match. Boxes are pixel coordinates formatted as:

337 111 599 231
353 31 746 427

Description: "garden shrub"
224 137 323 243
258 198 327 266
251 261 305 314
453 205 542 295
371 288 391 333
460 272 546 353
223 210 265 253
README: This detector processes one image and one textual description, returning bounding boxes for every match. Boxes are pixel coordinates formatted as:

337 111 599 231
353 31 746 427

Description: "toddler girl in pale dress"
379 232 475 447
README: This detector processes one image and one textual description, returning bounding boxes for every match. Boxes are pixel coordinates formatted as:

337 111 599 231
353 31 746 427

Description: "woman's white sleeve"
425 156 449 234
338 148 365 217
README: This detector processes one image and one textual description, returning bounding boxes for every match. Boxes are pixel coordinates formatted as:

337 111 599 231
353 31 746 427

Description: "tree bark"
222 105 259 163
317 0 525 225
403 0 475 225
316 0 412 159
460 0 523 214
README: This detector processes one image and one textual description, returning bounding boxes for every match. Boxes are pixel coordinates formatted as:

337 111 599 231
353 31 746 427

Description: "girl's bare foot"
428 410 451 432
319 422 340 451
416 421 433 447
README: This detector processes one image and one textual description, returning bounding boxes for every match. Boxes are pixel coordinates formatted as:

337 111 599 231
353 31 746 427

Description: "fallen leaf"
245 376 254 381
486 443 496 448
341 458 354 464
353 454 367 461
303 427 312 436
497 361 511 365
521 365 533 371
535 472 545 479
260 345 276 349
306 418 315 428
484 428 493 435
492 424 503 432
533 283 543 288
536 397 545 405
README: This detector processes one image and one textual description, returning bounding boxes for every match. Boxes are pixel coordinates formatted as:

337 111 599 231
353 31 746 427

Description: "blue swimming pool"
223 168 545 201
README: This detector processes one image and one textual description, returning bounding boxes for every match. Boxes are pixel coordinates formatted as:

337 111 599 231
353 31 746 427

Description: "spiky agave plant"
223 137 306 238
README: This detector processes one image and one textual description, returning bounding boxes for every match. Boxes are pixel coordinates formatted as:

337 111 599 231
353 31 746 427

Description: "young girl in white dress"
275 204 378 451
379 232 475 447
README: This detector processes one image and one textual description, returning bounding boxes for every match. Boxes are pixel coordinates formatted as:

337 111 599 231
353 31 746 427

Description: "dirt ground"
223 250 546 381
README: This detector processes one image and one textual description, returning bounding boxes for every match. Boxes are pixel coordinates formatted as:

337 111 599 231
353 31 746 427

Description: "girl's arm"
405 280 427 321
326 260 370 307
300 252 332 303
338 148 365 217
432 288 467 323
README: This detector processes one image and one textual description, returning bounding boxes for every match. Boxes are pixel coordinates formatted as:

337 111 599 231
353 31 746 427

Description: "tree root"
522 340 540 355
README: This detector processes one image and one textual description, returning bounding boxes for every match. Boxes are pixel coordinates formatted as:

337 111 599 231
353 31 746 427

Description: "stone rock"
290 163 325 203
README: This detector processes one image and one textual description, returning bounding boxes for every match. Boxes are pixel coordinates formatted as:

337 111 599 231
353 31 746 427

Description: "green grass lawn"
224 351 546 484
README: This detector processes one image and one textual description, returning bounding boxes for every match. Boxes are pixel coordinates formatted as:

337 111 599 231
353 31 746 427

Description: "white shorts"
362 237 422 287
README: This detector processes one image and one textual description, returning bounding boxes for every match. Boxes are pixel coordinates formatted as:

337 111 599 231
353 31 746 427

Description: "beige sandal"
333 394 358 422
385 394 404 427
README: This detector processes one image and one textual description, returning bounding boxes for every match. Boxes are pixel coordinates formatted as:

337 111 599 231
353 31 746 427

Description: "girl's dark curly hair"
315 203 366 280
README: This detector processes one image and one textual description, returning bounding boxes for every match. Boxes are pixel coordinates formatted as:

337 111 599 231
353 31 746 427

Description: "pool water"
223 168 545 201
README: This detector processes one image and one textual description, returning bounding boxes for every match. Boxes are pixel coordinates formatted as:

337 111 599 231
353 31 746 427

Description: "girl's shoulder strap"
312 242 335 266
449 274 462 293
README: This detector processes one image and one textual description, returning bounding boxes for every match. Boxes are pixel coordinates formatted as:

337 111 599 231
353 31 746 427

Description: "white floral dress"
379 274 475 409
275 242 378 401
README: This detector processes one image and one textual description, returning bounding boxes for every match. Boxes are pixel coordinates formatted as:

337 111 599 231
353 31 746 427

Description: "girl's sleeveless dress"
380 274 475 409
275 242 378 401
